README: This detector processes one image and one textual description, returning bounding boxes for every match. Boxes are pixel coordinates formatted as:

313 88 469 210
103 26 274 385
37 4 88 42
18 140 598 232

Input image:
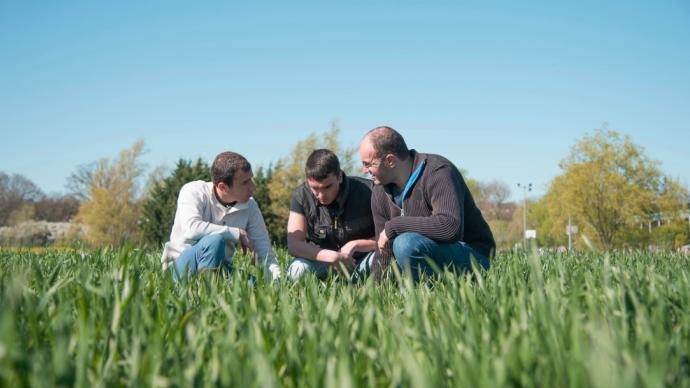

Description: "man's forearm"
349 238 376 252
288 239 339 263
385 214 461 242
182 219 239 242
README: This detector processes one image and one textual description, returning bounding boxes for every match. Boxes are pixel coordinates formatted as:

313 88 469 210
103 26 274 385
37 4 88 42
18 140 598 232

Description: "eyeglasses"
362 157 383 169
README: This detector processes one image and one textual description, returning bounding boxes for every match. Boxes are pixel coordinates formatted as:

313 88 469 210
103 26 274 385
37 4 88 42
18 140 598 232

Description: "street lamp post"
517 183 532 249
566 216 578 251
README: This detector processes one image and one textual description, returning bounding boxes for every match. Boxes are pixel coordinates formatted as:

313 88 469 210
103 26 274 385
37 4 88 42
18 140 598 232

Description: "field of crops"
1 247 688 387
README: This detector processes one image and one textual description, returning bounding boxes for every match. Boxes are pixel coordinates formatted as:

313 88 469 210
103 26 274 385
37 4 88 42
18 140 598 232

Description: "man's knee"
199 234 226 268
392 232 427 268
200 234 225 249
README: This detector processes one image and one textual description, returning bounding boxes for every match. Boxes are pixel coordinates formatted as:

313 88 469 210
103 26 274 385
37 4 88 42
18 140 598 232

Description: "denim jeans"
287 251 375 281
392 232 490 282
172 234 230 281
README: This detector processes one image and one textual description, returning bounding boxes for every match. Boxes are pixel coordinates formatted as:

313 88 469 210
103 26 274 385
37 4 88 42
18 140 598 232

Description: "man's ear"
216 181 228 192
383 153 395 167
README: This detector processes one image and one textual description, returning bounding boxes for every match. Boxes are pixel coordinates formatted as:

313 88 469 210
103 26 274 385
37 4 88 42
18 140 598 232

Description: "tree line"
2 124 688 250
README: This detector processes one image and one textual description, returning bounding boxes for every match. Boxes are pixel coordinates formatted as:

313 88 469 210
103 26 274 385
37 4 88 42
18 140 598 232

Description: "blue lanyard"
398 160 426 215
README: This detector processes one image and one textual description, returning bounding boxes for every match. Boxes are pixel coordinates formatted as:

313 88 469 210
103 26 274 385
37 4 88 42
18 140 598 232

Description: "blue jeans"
172 234 230 281
287 251 375 281
392 232 490 282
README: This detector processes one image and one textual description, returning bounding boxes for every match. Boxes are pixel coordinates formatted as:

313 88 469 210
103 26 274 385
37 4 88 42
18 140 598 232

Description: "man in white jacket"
161 151 281 281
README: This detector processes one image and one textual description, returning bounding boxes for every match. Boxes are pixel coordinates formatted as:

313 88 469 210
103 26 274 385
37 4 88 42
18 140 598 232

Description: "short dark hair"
305 149 341 181
366 126 409 159
211 151 251 187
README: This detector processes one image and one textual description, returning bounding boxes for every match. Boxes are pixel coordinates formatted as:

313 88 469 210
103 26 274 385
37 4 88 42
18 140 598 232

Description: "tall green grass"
1 247 688 387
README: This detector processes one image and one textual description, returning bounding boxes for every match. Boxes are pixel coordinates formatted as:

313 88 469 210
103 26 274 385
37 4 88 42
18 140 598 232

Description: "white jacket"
161 181 281 281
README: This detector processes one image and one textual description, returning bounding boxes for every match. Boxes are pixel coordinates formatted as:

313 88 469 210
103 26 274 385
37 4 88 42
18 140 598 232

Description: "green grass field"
1 247 688 387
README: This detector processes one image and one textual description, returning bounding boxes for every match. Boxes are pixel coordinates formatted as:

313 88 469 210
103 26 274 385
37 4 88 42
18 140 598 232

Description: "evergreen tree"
252 164 283 245
139 158 210 246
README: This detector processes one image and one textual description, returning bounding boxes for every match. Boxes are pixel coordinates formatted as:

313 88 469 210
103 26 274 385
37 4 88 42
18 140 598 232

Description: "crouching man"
286 149 376 280
161 151 281 282
359 126 495 282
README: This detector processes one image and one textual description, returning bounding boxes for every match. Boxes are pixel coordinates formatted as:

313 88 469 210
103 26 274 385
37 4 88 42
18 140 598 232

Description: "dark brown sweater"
372 150 495 265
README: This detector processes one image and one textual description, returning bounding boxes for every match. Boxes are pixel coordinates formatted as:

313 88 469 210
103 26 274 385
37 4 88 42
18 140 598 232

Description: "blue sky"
1 0 689 200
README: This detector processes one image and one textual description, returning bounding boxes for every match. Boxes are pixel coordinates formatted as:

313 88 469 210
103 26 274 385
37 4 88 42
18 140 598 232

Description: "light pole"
517 183 532 249
566 216 578 251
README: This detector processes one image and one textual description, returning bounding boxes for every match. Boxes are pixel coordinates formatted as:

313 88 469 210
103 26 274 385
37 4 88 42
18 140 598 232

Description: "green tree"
646 178 690 248
265 123 357 246
139 158 210 246
531 196 563 248
76 140 147 247
251 164 283 245
540 125 689 250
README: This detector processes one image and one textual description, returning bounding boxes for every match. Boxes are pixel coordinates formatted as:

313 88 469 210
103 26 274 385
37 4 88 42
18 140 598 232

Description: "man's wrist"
315 248 337 263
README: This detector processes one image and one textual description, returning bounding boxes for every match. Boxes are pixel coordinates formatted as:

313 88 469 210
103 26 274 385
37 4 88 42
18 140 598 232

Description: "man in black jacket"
286 149 376 280
359 126 495 281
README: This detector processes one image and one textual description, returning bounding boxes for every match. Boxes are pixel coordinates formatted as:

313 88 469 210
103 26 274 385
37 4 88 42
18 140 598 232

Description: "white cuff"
227 227 240 242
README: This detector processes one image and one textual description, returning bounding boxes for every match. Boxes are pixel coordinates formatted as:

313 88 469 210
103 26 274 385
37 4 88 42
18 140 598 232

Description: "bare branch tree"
65 162 97 201
0 172 45 226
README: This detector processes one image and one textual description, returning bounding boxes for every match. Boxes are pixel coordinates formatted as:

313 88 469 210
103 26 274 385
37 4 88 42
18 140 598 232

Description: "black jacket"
290 172 375 260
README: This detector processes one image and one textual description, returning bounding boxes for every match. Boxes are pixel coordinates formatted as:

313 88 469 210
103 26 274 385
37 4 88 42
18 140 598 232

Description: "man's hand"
377 229 392 257
321 249 355 275
339 240 359 258
238 229 257 265
334 254 356 275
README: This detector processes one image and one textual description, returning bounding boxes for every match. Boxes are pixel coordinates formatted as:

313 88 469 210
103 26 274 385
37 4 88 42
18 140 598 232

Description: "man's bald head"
362 126 410 160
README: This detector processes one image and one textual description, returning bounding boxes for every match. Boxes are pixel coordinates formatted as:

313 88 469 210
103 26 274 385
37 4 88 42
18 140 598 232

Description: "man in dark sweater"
359 126 495 281
286 149 377 280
